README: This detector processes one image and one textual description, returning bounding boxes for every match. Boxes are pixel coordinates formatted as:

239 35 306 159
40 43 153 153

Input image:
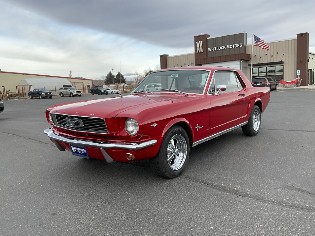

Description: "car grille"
50 113 108 133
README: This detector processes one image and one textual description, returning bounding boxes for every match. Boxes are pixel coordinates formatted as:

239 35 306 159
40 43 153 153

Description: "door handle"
238 93 245 97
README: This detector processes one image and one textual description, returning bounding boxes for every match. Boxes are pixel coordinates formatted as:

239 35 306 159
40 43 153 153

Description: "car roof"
158 66 240 72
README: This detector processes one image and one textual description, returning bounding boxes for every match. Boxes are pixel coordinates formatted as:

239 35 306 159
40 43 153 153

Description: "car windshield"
133 70 210 94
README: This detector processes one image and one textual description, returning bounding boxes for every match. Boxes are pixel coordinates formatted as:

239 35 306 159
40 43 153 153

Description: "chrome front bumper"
44 128 157 162
44 128 157 150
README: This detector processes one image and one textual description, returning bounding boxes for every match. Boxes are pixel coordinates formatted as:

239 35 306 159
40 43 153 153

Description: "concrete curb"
277 85 315 90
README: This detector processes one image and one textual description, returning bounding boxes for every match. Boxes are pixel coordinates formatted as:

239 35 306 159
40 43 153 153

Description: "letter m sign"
196 41 203 53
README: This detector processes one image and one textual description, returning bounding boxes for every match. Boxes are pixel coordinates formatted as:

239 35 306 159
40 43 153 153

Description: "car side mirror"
215 85 227 95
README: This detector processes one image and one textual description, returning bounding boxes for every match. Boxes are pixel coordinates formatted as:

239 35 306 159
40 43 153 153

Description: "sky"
0 0 314 79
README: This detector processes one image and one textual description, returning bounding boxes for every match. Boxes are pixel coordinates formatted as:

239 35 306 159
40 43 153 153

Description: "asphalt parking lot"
1 90 315 235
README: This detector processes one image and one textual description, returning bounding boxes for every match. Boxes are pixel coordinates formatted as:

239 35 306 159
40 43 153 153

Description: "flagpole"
250 34 254 81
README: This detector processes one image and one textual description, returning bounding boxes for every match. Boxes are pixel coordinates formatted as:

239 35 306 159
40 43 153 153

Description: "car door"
208 70 250 134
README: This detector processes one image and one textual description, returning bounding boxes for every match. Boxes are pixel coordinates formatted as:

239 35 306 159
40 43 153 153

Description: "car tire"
29 96 33 99
70 93 73 97
150 126 190 179
60 93 64 97
39 95 42 99
242 105 261 136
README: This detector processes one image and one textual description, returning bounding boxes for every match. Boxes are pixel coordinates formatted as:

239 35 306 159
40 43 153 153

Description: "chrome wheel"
166 133 188 171
242 105 261 136
252 109 261 132
151 126 190 178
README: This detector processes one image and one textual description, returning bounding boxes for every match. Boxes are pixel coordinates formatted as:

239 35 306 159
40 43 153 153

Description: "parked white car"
105 88 120 94
59 87 82 97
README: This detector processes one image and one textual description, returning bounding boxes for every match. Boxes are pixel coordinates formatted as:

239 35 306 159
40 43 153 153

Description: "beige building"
161 32 314 86
0 71 93 97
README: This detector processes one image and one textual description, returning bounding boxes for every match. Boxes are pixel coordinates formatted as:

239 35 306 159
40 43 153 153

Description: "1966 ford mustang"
44 66 270 178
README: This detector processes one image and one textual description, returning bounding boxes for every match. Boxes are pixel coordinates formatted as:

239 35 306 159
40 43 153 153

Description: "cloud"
7 0 315 46
0 0 315 77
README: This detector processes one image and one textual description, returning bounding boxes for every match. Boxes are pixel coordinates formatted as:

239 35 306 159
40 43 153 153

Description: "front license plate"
71 145 88 158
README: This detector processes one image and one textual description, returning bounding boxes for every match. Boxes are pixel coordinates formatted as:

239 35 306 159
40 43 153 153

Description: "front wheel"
150 126 190 178
242 105 261 136
69 93 73 97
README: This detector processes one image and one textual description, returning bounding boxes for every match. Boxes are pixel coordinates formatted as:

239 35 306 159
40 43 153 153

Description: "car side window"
208 71 244 94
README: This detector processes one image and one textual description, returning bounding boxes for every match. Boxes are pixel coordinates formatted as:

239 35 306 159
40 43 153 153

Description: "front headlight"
125 118 139 136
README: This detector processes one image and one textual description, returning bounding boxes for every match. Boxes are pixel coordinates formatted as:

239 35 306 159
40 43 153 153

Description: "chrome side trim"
192 122 248 147
44 128 157 150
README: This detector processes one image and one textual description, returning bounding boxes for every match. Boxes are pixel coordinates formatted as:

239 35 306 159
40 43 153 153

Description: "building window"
267 66 276 75
252 65 284 83
274 65 284 83
258 67 267 76
252 67 258 77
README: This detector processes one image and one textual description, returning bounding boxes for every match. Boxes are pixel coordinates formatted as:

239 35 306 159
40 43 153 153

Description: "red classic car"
44 66 270 178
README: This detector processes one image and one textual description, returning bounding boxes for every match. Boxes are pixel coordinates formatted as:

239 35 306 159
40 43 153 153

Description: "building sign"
207 33 247 57
208 43 243 52
196 41 203 53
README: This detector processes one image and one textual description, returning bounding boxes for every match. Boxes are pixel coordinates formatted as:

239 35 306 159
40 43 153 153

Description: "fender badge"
196 124 203 131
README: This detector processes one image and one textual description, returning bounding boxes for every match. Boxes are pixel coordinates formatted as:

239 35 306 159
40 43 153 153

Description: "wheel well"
171 122 193 146
255 100 262 111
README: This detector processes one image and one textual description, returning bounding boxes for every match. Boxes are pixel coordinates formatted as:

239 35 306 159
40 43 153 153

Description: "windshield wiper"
161 89 179 92
161 89 187 94
132 90 151 94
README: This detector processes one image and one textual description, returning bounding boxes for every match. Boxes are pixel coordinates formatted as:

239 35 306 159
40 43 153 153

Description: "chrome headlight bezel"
125 118 139 136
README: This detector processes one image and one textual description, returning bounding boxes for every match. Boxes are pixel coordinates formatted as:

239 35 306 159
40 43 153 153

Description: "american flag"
254 35 270 50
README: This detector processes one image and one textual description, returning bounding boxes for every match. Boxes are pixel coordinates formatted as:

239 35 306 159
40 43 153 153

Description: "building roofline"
0 70 92 81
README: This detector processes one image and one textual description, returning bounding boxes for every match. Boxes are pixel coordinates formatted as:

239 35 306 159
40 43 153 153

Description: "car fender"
252 97 263 112
159 117 195 146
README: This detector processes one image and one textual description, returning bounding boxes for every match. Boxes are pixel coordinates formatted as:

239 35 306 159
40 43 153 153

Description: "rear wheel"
70 93 73 97
60 92 64 97
242 105 261 136
151 126 190 178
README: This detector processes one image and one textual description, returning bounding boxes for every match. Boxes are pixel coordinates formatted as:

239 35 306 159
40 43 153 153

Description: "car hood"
50 93 204 122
